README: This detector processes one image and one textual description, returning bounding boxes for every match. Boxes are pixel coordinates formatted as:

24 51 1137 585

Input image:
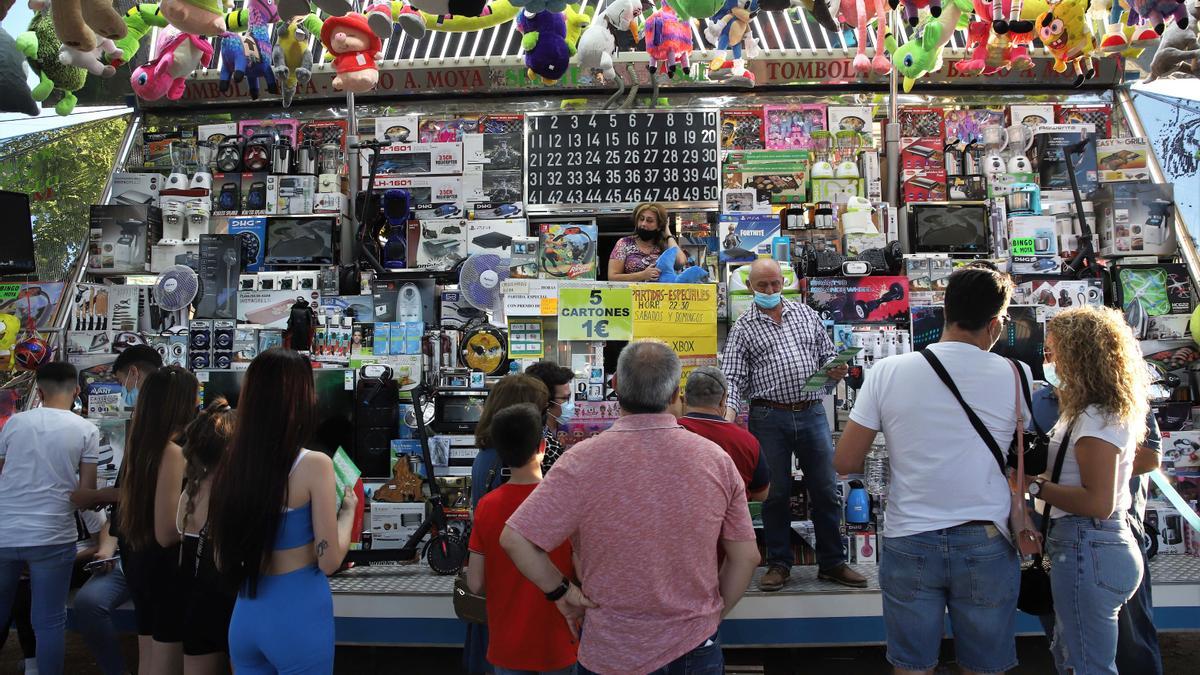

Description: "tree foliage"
0 115 130 281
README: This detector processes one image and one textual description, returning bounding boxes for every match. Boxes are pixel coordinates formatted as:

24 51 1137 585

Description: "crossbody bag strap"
1010 360 1027 496
1039 421 1075 538
1014 364 1045 437
921 350 1007 474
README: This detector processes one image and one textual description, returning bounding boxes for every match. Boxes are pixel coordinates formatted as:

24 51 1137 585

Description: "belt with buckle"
751 399 820 412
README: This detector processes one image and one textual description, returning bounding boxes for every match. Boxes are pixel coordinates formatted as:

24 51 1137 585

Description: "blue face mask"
753 291 782 309
555 397 576 425
122 374 138 408
1043 362 1060 389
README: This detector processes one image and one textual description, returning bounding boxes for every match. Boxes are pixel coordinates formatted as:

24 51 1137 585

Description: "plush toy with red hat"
320 12 382 93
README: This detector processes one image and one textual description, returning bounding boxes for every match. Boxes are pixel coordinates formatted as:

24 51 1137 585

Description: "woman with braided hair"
174 398 236 675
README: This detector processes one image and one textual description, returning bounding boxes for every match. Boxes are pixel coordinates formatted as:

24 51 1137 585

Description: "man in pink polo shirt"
501 341 761 675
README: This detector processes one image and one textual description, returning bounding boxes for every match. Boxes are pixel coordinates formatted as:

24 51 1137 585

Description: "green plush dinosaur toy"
16 11 87 115
884 0 973 92
112 4 169 67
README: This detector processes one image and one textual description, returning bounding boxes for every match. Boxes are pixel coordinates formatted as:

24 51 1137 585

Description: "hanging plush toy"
224 0 281 99
1143 0 1199 80
834 0 892 75
576 0 644 108
47 0 127 53
1129 0 1190 35
644 4 693 78
884 0 973 91
0 30 38 116
161 0 231 36
17 11 87 114
518 10 573 84
654 247 710 283
890 0 939 28
390 0 521 39
1036 0 1098 86
112 4 168 68
957 0 1047 74
131 25 213 100
273 14 322 107
704 0 757 83
321 12 382 93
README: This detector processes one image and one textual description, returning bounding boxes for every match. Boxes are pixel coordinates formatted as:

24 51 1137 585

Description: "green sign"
1011 238 1036 256
0 285 18 300
558 287 633 341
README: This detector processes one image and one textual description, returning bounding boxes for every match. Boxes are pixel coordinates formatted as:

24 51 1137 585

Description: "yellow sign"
558 287 633 341
631 284 718 340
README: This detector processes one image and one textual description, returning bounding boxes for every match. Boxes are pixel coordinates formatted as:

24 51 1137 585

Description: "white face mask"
1043 362 1061 389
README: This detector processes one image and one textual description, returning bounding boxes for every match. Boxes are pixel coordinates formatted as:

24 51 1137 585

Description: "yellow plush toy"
1036 0 1098 86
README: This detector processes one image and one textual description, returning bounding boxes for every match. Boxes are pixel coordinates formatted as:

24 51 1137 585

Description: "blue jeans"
73 560 132 675
880 523 1019 673
576 633 722 675
748 405 845 570
0 543 78 675
1048 516 1143 675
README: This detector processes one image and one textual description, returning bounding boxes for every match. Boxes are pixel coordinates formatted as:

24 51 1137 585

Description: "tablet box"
88 204 162 275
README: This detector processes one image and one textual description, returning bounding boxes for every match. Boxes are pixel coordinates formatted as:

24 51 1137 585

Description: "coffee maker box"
88 205 162 275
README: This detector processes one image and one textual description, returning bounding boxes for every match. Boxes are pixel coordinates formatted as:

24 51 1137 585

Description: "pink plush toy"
321 12 382 93
131 25 213 100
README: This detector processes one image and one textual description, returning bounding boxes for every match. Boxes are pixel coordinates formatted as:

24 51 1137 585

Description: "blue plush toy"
654 246 710 283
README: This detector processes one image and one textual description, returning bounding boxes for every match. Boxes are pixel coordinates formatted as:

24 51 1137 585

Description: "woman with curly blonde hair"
1032 306 1150 675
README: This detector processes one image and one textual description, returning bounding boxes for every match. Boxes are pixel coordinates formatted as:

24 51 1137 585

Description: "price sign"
0 284 18 300
1011 237 1036 256
558 287 633 341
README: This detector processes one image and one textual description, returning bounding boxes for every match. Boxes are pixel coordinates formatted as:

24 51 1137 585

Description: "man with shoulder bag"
835 268 1030 675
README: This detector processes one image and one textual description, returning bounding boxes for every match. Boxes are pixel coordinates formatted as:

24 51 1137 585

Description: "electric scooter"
349 139 390 275
344 384 468 574
1061 136 1103 280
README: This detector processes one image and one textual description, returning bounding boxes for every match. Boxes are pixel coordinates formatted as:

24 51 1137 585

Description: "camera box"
228 216 267 272
1095 182 1177 257
370 501 426 549
267 175 316 215
363 142 463 176
88 204 162 275
1096 138 1151 183
110 172 161 207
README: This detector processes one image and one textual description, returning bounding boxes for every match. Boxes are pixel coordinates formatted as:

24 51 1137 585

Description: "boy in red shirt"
466 403 577 675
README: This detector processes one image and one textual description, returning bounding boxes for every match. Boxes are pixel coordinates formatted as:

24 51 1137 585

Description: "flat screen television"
264 216 335 266
0 191 36 274
908 202 990 254
199 367 355 456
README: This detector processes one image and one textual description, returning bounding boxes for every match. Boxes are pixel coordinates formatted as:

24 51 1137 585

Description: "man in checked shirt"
721 259 867 591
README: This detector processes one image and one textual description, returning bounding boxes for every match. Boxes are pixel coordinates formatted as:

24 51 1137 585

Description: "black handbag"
1017 422 1073 616
1013 366 1050 476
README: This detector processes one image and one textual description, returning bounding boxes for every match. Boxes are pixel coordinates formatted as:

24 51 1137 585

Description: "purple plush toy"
518 10 571 84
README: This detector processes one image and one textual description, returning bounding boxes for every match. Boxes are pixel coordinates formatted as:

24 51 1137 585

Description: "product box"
466 219 528 255
902 171 947 203
228 216 267 272
195 234 241 319
1096 138 1151 183
719 213 779 264
539 221 598 280
462 132 522 169
1112 263 1191 316
1144 501 1187 554
898 107 945 171
374 115 419 143
510 236 539 279
807 276 910 323
370 175 463 205
764 104 827 150
828 106 874 145
238 119 300 147
1095 182 1176 257
233 327 257 369
947 175 988 201
811 177 863 203
844 232 886 259
211 173 243 215
141 128 196 169
470 201 525 220
415 218 468 270
1148 314 1192 340
157 191 209 243
237 289 322 329
87 204 162 275
197 122 238 146
944 108 1005 144
364 142 463 176
150 242 198 273
369 501 426 550
478 113 524 135
462 166 521 204
720 108 765 154
109 172 161 207
1009 104 1055 133
267 175 316 215
1055 104 1112 138
299 119 349 151
1034 125 1098 192
313 192 349 216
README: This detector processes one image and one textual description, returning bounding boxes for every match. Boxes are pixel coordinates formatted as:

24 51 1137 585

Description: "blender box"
88 204 162 274
266 175 316 215
1094 182 1176 257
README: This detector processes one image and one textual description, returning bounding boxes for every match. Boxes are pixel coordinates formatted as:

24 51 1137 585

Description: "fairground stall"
3 0 1199 647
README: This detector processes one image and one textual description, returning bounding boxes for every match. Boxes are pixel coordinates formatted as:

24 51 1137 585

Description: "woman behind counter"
607 203 687 282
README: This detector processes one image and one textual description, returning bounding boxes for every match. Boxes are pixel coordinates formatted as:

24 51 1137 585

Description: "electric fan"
458 253 511 318
153 265 200 330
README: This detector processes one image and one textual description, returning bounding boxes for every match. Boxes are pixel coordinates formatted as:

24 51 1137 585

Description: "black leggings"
0 578 35 658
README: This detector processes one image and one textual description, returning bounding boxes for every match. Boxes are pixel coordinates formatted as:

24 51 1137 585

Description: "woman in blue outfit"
1031 307 1150 675
209 348 358 674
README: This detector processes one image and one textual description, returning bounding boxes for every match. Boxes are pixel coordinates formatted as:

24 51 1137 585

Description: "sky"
1131 80 1200 238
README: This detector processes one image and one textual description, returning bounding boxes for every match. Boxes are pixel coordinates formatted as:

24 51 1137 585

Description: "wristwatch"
1028 478 1045 498
545 577 571 602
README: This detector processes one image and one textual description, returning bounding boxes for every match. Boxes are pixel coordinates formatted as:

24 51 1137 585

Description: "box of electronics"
374 115 419 143
463 133 523 169
1009 104 1055 133
902 171 947 203
195 235 241 319
110 172 161 207
369 501 426 549
416 218 468 269
88 204 162 274
142 128 195 169
1009 216 1059 275
1095 182 1176 257
211 172 270 215
228 217 267 272
1034 125 1098 192
372 174 463 204
363 142 463 176
151 242 199 273
267 175 316 215
1145 501 1188 554
462 166 522 204
313 192 349 215
1096 138 1151 182
197 122 238 145
1055 104 1112 138
1112 262 1190 316
898 107 945 171
466 219 527 255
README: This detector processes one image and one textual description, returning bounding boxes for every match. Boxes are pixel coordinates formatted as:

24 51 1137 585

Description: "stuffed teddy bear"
48 0 127 53
654 246 711 283
18 10 87 115
320 12 382 93
131 24 213 100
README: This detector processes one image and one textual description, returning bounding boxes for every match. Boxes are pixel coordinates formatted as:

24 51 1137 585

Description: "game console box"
88 205 162 275
110 172 161 207
466 219 528 255
267 175 316 215
415 219 468 270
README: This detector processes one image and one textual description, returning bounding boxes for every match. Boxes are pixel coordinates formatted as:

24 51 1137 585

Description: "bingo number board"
525 110 721 210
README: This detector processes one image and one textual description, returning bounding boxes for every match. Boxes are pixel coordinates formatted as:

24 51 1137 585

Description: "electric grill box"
110 172 162 207
88 204 162 275
1094 182 1177 257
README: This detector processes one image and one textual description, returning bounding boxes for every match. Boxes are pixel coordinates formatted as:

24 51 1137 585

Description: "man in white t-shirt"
0 362 100 675
835 267 1028 675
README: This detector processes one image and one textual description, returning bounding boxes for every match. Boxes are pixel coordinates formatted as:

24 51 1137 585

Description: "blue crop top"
274 450 315 551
